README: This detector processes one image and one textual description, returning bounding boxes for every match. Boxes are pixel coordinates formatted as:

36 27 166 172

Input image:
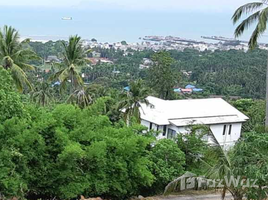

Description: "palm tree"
31 82 54 106
51 35 89 93
0 25 39 92
119 79 151 126
232 1 268 127
165 131 245 200
86 84 109 102
67 87 92 109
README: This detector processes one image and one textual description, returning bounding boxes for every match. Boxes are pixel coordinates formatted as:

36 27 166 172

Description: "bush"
0 102 154 200
0 66 26 121
148 139 185 194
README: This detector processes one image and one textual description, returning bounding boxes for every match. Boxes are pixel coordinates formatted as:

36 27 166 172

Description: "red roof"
181 88 192 92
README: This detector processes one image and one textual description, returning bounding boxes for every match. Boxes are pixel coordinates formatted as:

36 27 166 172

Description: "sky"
0 0 253 12
0 0 262 43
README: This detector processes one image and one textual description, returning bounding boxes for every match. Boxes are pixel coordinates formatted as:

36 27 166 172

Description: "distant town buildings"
81 35 268 53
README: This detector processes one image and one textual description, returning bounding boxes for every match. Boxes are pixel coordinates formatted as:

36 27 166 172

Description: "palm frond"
11 63 33 92
234 10 261 38
19 63 35 71
164 172 196 195
248 7 268 49
232 2 264 24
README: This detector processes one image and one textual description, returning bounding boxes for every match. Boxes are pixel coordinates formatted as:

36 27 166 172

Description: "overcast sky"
0 0 254 12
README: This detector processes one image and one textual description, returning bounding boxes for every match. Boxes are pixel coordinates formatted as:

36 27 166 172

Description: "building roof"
185 84 196 89
140 96 249 126
181 88 192 92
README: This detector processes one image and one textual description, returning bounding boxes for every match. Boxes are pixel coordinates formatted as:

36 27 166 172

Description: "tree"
0 102 155 200
67 87 92 109
0 66 26 121
0 25 39 92
119 79 151 126
51 35 89 93
232 99 265 132
165 130 245 200
231 132 268 200
31 82 54 106
149 51 176 100
232 1 268 127
121 41 127 45
177 126 211 175
149 139 185 193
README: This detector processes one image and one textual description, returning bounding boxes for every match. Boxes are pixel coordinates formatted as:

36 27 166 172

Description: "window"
167 128 177 139
163 125 167 136
149 122 152 130
223 125 227 135
157 125 159 131
228 125 232 135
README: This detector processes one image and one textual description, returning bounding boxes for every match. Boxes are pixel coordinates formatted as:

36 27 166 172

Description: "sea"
0 6 255 43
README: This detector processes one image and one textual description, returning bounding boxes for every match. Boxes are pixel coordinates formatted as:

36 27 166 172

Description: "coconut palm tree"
0 25 39 92
31 82 54 106
67 87 92 109
51 35 90 93
232 1 268 127
119 79 152 126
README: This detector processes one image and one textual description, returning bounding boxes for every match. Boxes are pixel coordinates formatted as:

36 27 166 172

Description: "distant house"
174 85 203 94
124 86 130 91
140 96 248 149
92 51 101 58
180 88 193 94
193 88 203 92
45 56 60 63
185 84 196 89
87 58 113 65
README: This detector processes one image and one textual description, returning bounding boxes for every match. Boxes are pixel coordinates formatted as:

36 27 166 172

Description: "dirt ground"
156 190 233 200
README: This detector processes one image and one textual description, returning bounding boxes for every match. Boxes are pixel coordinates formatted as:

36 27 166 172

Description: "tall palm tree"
51 35 89 93
31 82 54 106
119 79 151 126
232 1 268 127
0 25 39 92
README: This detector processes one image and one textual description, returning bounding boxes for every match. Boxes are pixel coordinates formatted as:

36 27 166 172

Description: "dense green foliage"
29 40 268 99
148 139 185 192
232 99 265 132
1 25 268 200
232 132 268 200
0 100 155 199
0 69 187 199
0 67 26 121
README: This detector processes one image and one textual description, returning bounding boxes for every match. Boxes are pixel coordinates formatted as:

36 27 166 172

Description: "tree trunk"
126 113 130 127
265 51 268 126
232 192 243 200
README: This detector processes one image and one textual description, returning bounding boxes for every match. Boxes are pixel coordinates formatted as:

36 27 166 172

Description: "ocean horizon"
0 5 257 43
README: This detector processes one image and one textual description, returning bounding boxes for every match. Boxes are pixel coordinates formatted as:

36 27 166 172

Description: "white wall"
141 120 242 148
210 123 242 148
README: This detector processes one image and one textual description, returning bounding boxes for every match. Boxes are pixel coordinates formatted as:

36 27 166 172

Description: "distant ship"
62 17 72 20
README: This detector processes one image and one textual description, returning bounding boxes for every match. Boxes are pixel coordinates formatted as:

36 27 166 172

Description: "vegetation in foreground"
0 25 268 200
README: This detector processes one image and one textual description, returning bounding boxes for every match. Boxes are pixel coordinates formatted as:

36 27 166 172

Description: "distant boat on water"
62 17 72 20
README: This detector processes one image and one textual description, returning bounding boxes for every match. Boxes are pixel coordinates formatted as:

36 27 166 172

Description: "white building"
140 96 248 148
